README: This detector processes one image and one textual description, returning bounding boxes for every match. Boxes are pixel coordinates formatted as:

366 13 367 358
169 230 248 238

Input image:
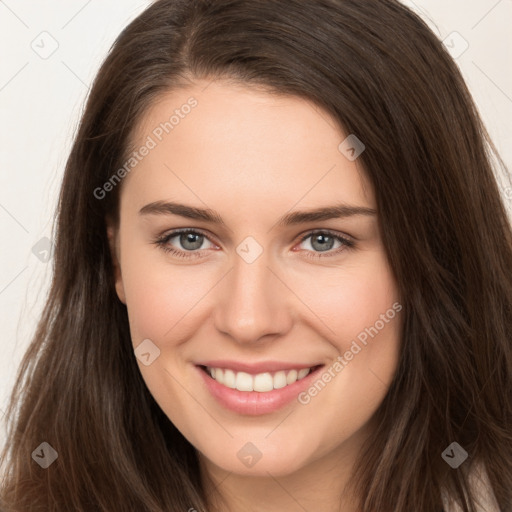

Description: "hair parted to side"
1 0 511 510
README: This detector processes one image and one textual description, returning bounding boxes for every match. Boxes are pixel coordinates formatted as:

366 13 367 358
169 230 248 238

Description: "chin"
201 441 310 477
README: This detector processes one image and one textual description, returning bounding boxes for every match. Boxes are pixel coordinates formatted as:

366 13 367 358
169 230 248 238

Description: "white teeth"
223 369 236 389
298 368 310 379
206 366 313 392
273 371 287 389
286 369 298 385
253 372 274 392
235 371 253 391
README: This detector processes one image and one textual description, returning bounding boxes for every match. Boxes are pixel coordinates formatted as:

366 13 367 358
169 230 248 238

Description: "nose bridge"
213 242 289 343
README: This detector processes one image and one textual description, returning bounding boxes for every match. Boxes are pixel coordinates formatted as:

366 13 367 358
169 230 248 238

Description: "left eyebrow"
276 204 377 227
138 200 377 227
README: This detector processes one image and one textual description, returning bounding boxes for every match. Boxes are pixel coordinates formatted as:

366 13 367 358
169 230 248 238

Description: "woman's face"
108 79 402 478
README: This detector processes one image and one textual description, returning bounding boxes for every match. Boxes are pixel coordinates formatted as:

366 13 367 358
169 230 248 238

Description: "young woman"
1 0 511 511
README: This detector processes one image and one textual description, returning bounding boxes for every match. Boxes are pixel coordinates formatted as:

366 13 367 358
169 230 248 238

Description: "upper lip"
196 360 323 374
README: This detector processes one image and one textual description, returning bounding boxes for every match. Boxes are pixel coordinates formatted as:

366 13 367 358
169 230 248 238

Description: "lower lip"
196 365 324 416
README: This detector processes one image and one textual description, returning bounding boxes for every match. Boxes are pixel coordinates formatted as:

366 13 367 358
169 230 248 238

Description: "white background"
1 0 511 448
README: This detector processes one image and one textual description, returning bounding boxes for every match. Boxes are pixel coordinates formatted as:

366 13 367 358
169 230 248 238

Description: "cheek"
296 255 402 402
294 255 400 346
338 264 401 377
121 252 213 342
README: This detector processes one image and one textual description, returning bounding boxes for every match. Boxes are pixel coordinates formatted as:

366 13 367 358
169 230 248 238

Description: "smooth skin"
107 79 403 512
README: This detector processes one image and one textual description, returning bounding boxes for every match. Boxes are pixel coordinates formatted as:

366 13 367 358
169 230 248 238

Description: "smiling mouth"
198 364 323 393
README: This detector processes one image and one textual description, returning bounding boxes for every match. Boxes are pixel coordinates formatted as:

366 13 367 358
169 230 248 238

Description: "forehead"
121 79 374 216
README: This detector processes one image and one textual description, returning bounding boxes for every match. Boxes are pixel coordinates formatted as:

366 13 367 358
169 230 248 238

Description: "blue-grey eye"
177 232 204 251
308 233 336 252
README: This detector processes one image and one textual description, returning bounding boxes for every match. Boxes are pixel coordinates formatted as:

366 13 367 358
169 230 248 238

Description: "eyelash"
152 228 355 260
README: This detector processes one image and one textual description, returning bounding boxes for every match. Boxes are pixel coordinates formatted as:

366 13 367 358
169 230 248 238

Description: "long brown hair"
1 0 511 510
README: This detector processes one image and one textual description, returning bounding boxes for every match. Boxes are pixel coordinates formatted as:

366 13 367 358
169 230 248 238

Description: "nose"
212 248 292 345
